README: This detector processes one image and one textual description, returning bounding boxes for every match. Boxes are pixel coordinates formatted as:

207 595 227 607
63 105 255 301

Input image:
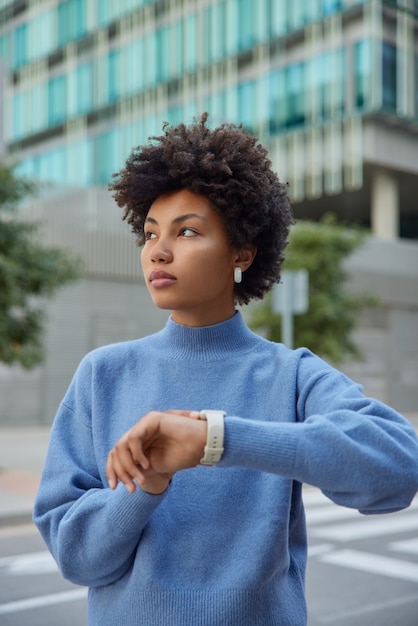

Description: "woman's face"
141 189 246 327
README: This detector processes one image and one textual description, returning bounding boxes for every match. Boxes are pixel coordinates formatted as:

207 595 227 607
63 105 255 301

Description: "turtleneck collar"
154 311 259 362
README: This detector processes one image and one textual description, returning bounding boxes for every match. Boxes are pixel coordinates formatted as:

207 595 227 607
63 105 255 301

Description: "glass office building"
0 0 418 237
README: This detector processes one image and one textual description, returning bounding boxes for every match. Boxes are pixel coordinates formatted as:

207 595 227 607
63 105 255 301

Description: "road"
305 488 418 625
0 489 417 625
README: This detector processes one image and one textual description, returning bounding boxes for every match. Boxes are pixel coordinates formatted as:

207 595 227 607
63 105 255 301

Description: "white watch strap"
199 410 225 465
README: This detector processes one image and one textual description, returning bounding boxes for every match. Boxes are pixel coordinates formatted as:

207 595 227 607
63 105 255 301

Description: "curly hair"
110 113 294 305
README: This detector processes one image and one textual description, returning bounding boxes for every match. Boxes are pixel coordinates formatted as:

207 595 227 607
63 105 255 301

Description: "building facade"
0 0 417 423
1 0 417 235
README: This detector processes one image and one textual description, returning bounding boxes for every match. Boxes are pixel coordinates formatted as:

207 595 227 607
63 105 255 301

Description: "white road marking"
0 588 87 615
0 551 58 575
389 537 418 555
319 549 418 583
308 543 335 557
306 505 361 524
310 511 418 541
316 592 418 624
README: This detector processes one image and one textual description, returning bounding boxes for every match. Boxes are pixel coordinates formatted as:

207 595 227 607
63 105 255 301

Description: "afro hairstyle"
110 113 294 305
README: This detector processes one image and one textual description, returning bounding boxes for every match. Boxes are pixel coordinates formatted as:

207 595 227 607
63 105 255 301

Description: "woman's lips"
149 270 177 288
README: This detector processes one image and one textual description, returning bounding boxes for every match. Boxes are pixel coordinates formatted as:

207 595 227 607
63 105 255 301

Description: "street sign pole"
272 270 309 349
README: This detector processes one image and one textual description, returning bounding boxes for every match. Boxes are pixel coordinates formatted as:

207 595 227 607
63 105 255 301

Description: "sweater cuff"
108 482 167 534
218 416 299 477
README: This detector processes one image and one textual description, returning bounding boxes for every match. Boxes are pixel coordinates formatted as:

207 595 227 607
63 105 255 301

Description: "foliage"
0 164 83 368
249 214 376 364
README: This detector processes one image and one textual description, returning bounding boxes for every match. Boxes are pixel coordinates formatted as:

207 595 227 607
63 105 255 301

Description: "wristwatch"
198 410 226 465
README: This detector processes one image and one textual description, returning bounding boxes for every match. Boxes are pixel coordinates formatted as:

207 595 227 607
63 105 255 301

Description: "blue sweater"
34 312 418 625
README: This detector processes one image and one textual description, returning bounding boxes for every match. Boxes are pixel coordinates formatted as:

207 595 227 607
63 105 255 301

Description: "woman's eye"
180 228 197 237
144 231 157 240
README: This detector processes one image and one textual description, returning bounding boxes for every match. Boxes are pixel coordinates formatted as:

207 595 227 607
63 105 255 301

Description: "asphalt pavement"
1 414 418 528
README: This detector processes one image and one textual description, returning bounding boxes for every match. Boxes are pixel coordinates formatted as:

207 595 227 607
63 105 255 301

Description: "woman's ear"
235 245 257 272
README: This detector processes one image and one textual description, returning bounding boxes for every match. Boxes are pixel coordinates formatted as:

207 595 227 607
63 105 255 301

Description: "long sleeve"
33 363 167 588
219 351 418 514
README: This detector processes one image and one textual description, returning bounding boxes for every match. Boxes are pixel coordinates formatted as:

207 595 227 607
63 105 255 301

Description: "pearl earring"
234 267 242 284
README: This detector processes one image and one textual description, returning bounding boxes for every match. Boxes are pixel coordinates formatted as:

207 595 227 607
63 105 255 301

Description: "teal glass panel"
269 69 287 133
58 0 86 46
333 47 345 115
322 0 343 15
184 13 197 71
237 0 256 51
203 6 211 62
96 129 118 185
145 32 157 86
48 75 67 125
108 49 120 102
225 0 239 55
77 61 93 114
156 26 170 82
238 80 255 133
225 86 238 122
203 3 226 63
204 90 227 125
122 38 145 95
269 0 287 36
167 105 183 127
354 39 371 109
287 62 305 127
28 9 54 61
173 20 183 76
0 33 9 61
38 147 66 184
14 23 27 69
31 83 48 133
288 0 306 31
12 92 23 140
67 138 93 186
382 42 396 112
316 52 330 120
98 0 110 26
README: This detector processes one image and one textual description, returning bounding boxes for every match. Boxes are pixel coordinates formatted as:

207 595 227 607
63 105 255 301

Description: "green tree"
249 214 376 364
0 164 83 368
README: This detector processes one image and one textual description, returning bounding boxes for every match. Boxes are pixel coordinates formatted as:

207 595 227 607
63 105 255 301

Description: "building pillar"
371 169 399 239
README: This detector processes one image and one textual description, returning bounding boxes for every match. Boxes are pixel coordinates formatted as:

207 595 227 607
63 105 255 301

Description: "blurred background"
0 0 417 425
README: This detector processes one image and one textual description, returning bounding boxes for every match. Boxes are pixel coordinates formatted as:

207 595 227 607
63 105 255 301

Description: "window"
76 62 93 114
96 129 118 185
238 80 256 133
269 69 287 133
58 0 86 46
237 0 256 51
354 39 371 109
14 24 27 69
31 83 48 134
204 2 226 64
108 49 120 102
28 10 54 62
156 26 170 82
184 13 197 72
145 32 157 86
173 20 184 76
121 38 145 96
48 75 67 125
287 62 305 127
382 42 396 112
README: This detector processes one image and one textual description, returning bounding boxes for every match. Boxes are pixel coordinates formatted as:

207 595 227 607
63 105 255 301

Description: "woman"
34 114 418 625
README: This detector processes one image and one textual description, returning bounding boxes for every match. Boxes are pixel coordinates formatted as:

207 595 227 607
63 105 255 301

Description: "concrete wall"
342 238 418 411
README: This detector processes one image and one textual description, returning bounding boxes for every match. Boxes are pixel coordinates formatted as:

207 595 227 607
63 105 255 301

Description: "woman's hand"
106 410 207 494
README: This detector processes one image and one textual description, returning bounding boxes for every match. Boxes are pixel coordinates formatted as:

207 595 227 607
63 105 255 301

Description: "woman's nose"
150 240 173 264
